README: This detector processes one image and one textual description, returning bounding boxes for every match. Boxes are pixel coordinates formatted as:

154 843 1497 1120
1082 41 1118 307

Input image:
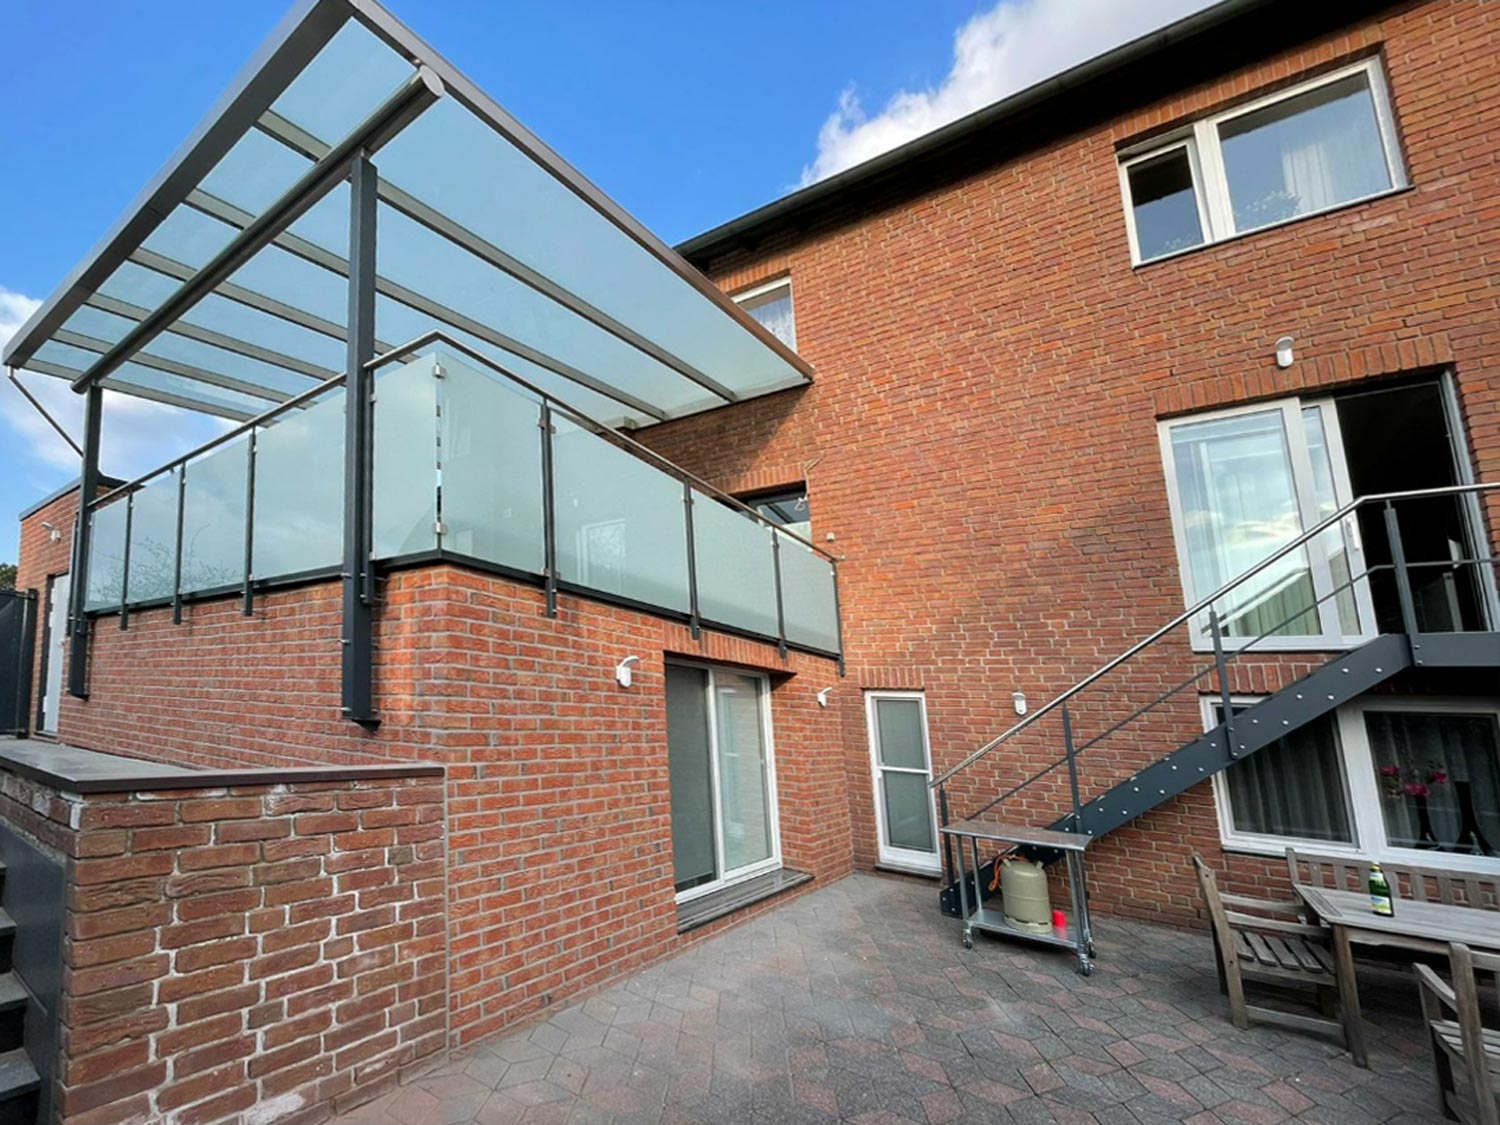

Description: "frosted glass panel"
180 441 249 593
883 773 936 853
127 469 181 603
373 356 438 559
86 500 129 611
692 495 778 639
552 418 689 612
715 672 772 873
253 392 344 579
779 535 840 652
440 353 545 573
875 699 926 770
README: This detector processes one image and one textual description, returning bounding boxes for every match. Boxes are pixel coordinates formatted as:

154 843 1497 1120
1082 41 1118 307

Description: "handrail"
930 479 1500 788
366 329 837 561
89 372 347 509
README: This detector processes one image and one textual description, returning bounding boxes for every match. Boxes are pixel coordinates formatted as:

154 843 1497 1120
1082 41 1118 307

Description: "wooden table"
1295 883 1500 1067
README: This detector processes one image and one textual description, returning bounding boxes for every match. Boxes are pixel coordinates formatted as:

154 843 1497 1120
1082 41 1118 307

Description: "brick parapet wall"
642 0 1500 923
49 772 446 1125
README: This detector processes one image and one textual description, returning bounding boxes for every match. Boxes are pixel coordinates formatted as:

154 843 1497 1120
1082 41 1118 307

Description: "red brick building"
1 0 1497 1121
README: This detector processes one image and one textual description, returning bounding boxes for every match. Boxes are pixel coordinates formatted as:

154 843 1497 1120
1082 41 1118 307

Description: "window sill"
675 868 812 933
1131 184 1414 271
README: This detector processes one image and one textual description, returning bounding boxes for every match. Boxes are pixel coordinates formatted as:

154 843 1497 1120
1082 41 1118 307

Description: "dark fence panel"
0 590 36 736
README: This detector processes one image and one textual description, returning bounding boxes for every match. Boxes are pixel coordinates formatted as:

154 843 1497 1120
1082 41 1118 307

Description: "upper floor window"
744 487 810 541
1119 59 1407 265
734 279 796 349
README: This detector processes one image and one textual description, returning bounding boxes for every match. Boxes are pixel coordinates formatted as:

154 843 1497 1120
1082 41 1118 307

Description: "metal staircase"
933 483 1500 919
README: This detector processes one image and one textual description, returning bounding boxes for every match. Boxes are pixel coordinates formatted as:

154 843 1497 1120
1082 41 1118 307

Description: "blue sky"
0 0 1206 564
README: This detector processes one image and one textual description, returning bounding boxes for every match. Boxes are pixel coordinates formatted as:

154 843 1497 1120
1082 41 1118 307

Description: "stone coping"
0 737 442 794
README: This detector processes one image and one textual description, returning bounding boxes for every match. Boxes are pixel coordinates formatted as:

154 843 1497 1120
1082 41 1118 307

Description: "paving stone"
332 874 1443 1125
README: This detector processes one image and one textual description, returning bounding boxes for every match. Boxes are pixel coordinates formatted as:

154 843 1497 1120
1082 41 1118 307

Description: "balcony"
80 340 842 659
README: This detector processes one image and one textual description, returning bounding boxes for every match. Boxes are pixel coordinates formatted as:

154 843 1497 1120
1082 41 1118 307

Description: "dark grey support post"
242 433 256 616
1062 703 1083 830
341 155 379 726
171 468 187 625
683 482 700 640
119 496 133 632
1209 609 1237 760
1385 501 1421 647
770 530 788 657
938 784 954 884
540 403 558 618
831 558 846 677
67 385 103 698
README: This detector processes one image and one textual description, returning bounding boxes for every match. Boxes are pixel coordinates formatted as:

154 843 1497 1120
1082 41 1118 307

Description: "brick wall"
15 487 87 736
641 1 1500 922
20 558 848 1049
0 767 446 1125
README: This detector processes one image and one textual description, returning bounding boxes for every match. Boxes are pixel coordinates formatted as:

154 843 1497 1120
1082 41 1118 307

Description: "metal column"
341 155 379 726
67 385 103 698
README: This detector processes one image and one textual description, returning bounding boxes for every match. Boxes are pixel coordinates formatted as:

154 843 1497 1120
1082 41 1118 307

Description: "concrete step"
0 976 26 1014
0 1049 38 1100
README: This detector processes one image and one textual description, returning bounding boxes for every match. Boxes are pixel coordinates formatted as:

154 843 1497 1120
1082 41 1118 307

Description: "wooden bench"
1193 855 1350 1047
1415 942 1500 1125
1287 848 1500 911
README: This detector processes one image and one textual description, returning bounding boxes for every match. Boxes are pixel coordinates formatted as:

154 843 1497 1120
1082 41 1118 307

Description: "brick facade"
643 0 1500 921
11 557 847 1059
0 767 445 1125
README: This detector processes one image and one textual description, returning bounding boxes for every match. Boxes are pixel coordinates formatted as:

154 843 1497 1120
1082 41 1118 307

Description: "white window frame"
671 660 784 904
1206 695 1363 857
866 690 942 875
733 277 796 350
1158 395 1376 653
1120 58 1408 266
1212 695 1500 875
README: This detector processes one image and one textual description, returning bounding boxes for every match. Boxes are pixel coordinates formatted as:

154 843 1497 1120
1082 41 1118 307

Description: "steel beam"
71 67 443 393
67 386 104 698
341 155 379 727
186 188 669 423
255 111 739 404
22 359 259 422
54 329 292 406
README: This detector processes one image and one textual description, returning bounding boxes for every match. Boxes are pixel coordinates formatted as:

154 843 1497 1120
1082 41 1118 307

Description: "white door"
867 692 941 873
40 574 69 736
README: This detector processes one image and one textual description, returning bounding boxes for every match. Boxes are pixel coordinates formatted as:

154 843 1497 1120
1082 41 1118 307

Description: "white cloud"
800 0 1213 185
0 284 230 491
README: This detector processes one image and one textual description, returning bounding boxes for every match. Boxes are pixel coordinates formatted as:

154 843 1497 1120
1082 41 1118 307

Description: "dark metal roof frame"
69 66 443 392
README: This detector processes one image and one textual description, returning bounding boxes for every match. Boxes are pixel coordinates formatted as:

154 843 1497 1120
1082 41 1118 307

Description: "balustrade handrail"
366 329 836 561
929 479 1500 789
89 372 348 510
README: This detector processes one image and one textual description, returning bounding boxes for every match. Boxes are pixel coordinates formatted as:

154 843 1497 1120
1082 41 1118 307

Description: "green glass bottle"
1368 862 1394 917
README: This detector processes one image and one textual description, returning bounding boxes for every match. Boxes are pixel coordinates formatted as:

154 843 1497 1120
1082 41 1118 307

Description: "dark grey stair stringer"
940 631 1500 919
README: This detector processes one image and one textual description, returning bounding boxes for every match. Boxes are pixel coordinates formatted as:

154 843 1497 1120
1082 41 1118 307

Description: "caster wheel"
962 934 974 950
1078 958 1094 977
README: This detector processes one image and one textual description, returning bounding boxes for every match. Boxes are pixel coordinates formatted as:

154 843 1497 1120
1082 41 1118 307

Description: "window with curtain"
1217 707 1354 844
734 280 796 349
1119 60 1404 264
1366 711 1500 858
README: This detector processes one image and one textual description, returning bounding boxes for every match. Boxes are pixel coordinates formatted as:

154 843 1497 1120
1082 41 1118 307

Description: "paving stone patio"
337 872 1445 1124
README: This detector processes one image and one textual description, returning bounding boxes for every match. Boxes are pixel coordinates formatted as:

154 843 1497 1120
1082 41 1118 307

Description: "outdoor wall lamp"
1013 692 1028 716
1275 335 1295 369
40 521 61 543
614 656 641 689
816 687 834 708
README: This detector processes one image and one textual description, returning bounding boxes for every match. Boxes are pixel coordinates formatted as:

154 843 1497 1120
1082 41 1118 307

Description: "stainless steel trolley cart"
941 818 1096 975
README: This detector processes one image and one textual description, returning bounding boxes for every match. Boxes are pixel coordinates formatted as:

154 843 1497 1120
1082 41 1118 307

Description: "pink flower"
1429 770 1449 786
1404 782 1430 798
1379 765 1401 777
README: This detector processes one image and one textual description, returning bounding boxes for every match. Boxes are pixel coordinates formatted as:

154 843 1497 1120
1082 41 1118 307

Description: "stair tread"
0 975 26 1012
0 1049 38 1097
0 909 14 937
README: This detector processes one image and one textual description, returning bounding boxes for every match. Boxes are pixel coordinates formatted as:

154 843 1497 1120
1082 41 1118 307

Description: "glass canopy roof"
2 0 811 428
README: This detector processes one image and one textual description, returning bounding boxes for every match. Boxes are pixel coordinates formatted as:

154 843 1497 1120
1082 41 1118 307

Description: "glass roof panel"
374 99 806 399
268 19 415 143
198 128 313 216
4 0 810 426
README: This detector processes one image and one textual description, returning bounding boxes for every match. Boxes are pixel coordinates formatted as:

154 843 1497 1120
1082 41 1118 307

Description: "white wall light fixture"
816 687 834 708
615 656 641 689
1275 335 1295 369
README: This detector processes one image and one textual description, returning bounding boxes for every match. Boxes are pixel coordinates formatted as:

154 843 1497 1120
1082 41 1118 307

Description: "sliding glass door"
667 663 780 898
